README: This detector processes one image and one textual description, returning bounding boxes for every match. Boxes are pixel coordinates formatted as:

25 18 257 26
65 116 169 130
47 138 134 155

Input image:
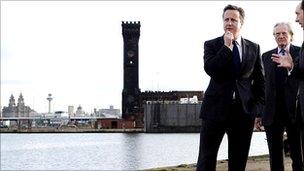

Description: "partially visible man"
257 22 302 171
273 1 304 111
272 0 304 160
196 4 265 171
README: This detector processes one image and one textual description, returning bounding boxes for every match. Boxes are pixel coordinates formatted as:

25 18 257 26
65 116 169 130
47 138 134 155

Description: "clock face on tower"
127 50 134 57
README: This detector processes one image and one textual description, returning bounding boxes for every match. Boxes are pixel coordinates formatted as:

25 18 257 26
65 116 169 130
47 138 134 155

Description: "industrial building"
121 21 204 132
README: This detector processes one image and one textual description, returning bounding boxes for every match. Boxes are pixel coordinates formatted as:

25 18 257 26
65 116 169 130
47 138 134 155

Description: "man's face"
295 4 304 29
274 25 292 48
223 9 243 39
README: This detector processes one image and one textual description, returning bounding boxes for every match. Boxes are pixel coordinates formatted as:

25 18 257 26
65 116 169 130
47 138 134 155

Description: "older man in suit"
196 4 265 171
257 22 302 171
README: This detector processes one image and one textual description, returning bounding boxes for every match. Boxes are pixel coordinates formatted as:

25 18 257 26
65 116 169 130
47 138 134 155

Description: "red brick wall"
97 119 135 129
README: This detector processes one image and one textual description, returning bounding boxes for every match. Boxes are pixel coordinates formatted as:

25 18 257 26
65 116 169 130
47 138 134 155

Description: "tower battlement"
121 21 140 27
122 21 141 39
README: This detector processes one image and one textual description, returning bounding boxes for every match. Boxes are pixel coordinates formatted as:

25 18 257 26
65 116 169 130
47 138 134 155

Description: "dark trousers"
196 101 254 171
265 118 304 171
297 100 304 166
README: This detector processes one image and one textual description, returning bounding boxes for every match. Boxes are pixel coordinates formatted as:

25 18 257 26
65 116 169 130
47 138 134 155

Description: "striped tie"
280 49 286 55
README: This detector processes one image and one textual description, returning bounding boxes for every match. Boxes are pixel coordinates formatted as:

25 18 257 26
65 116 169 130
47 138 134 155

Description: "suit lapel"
289 44 297 60
220 36 224 47
301 41 304 56
268 49 277 83
240 38 249 73
268 48 277 67
301 42 304 70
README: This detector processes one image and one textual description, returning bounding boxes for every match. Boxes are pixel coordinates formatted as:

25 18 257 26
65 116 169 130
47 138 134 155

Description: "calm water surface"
0 132 267 170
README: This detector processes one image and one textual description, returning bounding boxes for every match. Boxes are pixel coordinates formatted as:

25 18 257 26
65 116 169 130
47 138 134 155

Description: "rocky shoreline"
148 155 292 171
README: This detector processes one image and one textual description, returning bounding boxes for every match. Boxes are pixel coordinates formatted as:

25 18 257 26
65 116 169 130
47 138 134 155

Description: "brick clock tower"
121 21 141 120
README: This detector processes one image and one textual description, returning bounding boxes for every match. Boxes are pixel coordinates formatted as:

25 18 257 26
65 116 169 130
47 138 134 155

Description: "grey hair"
273 22 294 41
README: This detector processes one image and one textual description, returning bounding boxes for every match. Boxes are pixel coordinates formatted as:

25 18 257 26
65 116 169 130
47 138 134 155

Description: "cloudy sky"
1 1 302 113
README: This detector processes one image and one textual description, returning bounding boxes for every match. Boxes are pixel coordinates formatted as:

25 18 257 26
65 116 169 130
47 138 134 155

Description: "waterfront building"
54 111 69 118
98 105 120 117
68 106 75 117
0 104 2 118
120 21 204 130
2 94 36 117
75 105 85 117
96 118 134 129
144 100 202 133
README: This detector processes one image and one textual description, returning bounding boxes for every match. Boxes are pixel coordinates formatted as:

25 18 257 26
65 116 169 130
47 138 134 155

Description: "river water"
0 132 268 170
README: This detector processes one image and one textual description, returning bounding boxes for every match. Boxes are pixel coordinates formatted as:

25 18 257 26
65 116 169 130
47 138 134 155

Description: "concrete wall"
144 101 202 133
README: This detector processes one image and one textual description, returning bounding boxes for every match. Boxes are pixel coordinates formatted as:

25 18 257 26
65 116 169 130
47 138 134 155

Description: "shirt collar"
277 44 290 54
234 36 242 46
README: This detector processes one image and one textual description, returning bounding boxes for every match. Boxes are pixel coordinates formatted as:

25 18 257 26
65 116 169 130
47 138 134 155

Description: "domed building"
75 105 85 117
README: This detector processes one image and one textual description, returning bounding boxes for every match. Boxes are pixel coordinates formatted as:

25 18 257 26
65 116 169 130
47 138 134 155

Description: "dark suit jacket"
200 36 265 122
262 44 300 126
293 42 304 121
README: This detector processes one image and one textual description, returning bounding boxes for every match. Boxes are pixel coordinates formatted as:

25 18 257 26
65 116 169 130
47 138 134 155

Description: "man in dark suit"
196 4 265 171
258 22 302 171
295 2 304 161
272 0 304 165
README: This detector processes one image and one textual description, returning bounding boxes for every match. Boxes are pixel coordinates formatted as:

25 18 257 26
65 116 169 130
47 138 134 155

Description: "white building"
98 105 120 118
68 106 75 117
75 105 86 117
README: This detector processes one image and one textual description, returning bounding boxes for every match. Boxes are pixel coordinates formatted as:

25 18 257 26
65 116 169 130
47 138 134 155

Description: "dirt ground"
149 155 293 171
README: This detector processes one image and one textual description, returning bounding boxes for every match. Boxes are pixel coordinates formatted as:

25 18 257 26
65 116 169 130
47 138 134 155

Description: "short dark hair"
302 0 304 10
222 4 245 24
